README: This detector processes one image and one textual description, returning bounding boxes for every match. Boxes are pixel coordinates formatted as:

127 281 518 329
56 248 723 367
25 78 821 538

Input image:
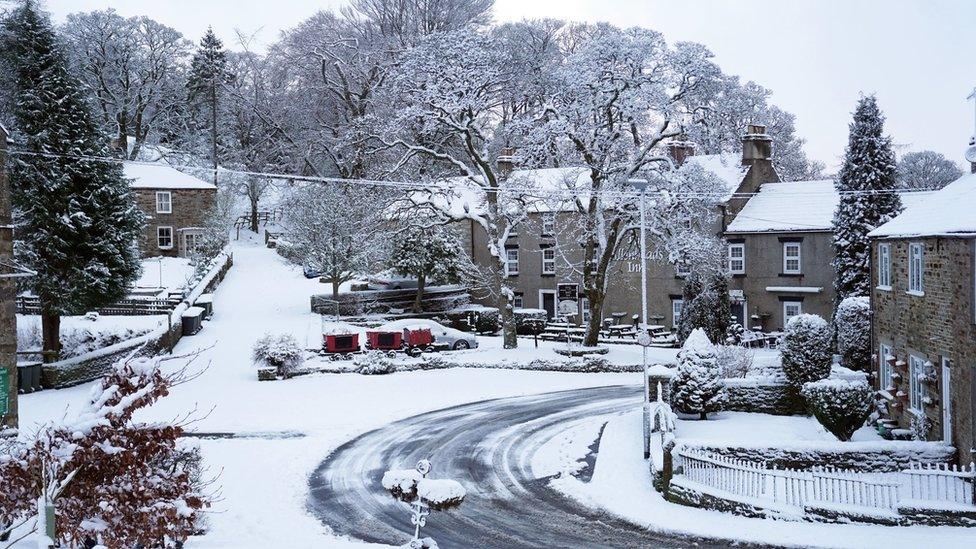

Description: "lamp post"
627 178 652 459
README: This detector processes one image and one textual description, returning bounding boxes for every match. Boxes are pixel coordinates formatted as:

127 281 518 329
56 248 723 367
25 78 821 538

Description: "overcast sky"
41 0 976 173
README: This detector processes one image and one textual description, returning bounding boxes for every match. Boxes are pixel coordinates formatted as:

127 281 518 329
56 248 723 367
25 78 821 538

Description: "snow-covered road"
308 385 740 549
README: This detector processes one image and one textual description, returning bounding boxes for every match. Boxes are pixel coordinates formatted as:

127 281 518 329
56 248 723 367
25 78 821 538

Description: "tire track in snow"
307 385 741 548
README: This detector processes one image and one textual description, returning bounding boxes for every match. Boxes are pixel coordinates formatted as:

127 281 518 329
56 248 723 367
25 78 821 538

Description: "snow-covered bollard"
381 460 466 549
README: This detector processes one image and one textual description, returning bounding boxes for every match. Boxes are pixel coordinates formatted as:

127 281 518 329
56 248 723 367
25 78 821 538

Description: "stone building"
724 181 932 331
869 173 976 461
125 162 216 258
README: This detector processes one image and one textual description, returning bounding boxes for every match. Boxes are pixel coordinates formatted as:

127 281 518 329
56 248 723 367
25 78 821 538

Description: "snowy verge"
548 410 973 548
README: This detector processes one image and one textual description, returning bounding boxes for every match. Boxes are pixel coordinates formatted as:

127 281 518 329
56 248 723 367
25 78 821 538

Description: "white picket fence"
673 449 975 514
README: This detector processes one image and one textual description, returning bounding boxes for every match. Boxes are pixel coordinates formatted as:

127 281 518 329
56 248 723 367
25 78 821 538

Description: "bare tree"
62 9 190 159
342 0 494 45
897 150 963 190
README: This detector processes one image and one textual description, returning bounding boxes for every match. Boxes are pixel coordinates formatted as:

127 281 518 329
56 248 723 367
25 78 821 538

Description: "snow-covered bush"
801 379 873 441
724 316 744 345
715 345 754 378
910 413 933 442
781 314 832 389
354 350 398 375
474 310 500 335
835 296 871 371
676 273 731 345
0 355 210 547
669 328 725 419
252 333 305 377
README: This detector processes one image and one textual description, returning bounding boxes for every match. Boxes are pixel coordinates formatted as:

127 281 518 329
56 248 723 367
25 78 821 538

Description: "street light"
627 178 652 459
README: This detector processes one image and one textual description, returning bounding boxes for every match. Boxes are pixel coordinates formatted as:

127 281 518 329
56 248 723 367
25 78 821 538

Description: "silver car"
378 319 479 351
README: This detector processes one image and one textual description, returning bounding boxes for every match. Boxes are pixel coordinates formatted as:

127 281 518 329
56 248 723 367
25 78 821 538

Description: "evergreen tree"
669 328 725 420
187 27 230 185
781 314 833 389
676 272 731 345
388 225 468 313
832 95 902 300
1 1 142 360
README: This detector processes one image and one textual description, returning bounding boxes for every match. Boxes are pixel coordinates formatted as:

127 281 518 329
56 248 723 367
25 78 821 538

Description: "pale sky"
39 0 976 173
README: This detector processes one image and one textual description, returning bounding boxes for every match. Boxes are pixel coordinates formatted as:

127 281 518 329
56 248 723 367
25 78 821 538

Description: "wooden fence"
16 295 182 316
673 448 974 514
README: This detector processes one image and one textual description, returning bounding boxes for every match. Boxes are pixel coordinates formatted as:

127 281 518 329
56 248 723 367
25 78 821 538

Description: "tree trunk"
583 289 604 347
499 290 517 349
41 312 61 364
249 193 259 233
413 272 426 313
210 86 218 186
699 411 707 421
331 279 340 300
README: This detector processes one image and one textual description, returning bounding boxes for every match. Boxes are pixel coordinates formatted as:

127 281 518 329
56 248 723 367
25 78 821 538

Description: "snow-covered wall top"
727 180 933 233
124 162 216 190
870 173 976 238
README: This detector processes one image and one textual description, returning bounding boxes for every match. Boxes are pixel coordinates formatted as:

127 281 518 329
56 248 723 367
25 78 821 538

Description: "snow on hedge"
417 478 466 509
381 469 423 500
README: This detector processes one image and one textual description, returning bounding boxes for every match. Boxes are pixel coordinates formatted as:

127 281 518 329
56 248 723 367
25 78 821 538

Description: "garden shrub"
670 328 725 419
801 378 873 441
781 314 832 388
252 333 305 377
835 296 871 371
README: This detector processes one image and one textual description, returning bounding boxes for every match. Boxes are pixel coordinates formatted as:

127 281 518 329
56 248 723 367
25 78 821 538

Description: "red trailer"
366 330 402 354
366 328 438 357
322 332 361 361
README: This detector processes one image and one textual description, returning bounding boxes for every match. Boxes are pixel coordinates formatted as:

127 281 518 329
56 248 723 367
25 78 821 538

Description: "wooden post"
0 125 18 430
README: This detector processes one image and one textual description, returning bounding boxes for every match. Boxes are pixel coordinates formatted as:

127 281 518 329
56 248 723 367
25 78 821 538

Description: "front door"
731 301 746 326
181 229 204 257
540 290 556 320
941 358 952 444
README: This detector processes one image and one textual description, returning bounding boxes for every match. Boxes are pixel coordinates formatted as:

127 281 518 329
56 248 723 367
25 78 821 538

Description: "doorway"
539 290 556 320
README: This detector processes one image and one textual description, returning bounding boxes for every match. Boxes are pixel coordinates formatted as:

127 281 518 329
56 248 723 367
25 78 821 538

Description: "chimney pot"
666 140 695 167
497 147 517 176
742 123 772 165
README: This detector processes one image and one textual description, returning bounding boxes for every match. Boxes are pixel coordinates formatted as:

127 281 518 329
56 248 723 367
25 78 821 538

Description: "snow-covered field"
16 237 639 548
133 256 197 293
16 313 165 359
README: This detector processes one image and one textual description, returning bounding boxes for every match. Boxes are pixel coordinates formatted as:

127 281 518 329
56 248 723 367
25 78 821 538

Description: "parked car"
378 319 479 351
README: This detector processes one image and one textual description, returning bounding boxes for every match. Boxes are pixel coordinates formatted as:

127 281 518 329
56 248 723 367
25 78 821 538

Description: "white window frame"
513 294 524 309
908 242 924 294
728 243 745 275
908 355 928 415
878 343 893 391
783 301 802 326
155 191 172 214
505 248 519 277
783 242 801 274
581 297 591 322
541 247 556 275
877 243 891 289
675 259 690 277
671 299 683 328
541 215 555 236
156 226 174 250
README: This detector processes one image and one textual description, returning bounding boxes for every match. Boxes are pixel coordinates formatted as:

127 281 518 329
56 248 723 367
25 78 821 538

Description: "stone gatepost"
647 364 675 404
0 125 18 430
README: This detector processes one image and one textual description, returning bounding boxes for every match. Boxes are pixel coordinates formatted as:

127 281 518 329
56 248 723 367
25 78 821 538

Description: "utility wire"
7 148 937 201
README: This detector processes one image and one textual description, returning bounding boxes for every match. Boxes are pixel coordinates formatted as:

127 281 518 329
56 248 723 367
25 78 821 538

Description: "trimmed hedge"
721 379 806 416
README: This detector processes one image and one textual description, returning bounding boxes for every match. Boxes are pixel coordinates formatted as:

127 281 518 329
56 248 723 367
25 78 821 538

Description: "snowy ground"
548 410 974 549
16 313 165 359
16 236 639 548
133 256 196 294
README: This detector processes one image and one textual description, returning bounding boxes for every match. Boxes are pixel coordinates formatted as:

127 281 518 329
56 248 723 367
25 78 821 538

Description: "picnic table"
602 324 637 338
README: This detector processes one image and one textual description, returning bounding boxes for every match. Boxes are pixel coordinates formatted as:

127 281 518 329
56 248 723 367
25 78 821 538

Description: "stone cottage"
125 162 216 258
869 173 976 461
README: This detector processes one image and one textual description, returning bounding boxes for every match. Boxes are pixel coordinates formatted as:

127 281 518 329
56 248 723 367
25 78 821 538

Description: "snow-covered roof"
727 180 935 234
124 162 216 190
869 173 976 238
683 153 748 199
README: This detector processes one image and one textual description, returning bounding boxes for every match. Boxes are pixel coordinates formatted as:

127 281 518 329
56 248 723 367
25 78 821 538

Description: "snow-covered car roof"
378 318 465 336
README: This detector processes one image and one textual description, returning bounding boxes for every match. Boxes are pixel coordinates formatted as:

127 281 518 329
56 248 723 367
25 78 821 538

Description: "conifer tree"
832 95 902 300
676 272 731 345
1 1 142 360
670 328 725 420
188 27 230 185
388 225 468 313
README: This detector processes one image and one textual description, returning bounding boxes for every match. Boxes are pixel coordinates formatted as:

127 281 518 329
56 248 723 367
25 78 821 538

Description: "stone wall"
675 440 956 472
722 379 807 415
871 237 976 463
135 187 215 257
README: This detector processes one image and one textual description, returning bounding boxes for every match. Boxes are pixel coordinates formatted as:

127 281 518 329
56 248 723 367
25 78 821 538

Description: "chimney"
497 147 517 177
741 124 773 166
666 139 696 167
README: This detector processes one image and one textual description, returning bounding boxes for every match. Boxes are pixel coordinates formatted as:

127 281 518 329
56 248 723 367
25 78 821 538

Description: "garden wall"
41 252 233 389
673 440 957 472
722 379 806 415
